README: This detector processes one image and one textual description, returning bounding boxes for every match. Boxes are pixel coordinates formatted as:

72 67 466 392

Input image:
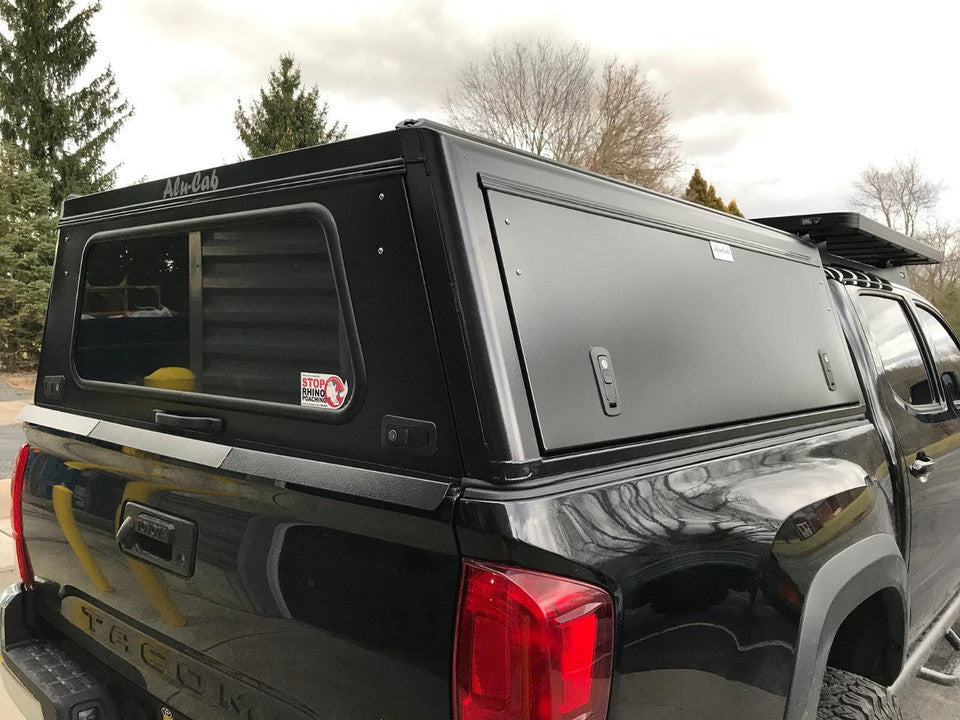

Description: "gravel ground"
0 374 31 478
901 630 960 716
0 480 27 720
0 424 26 479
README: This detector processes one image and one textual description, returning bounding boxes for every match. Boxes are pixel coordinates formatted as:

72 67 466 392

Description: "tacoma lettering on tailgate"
64 597 314 720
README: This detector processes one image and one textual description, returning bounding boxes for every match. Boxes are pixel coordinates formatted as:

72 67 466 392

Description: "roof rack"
823 266 893 291
752 212 942 268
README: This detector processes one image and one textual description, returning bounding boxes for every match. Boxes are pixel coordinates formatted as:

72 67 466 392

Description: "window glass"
916 305 960 385
859 295 933 405
76 216 351 409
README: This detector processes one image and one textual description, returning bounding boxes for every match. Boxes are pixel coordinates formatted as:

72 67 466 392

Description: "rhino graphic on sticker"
324 375 347 409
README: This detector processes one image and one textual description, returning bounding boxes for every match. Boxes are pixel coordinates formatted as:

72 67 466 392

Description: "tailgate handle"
154 410 223 433
116 516 138 550
117 503 197 577
118 514 175 548
118 513 175 550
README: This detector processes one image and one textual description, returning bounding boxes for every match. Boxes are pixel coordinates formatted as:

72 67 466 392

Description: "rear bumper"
0 582 42 720
0 647 43 720
1 581 112 720
0 582 169 720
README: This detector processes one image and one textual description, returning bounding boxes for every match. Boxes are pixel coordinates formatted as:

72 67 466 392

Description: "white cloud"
90 0 960 223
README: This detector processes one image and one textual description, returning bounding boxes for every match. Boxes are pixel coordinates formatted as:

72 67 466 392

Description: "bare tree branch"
444 37 683 193
584 60 682 193
910 220 960 298
854 159 960 330
852 156 943 237
444 37 594 163
852 166 895 229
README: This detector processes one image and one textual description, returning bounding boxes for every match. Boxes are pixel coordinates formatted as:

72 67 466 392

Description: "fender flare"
783 533 906 720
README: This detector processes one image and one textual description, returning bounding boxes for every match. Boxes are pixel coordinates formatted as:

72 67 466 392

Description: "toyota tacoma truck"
3 119 960 720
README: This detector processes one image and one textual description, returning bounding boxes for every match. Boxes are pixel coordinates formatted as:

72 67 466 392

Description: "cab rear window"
75 213 353 411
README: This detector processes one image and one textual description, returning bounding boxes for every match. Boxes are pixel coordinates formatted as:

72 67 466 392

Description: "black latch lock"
590 347 622 416
42 374 65 401
381 415 438 456
819 349 837 391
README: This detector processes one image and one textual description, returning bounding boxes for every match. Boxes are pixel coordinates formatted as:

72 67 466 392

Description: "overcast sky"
91 0 960 223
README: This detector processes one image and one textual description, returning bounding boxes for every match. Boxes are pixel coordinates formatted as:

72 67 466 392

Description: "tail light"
11 444 35 588
454 560 614 720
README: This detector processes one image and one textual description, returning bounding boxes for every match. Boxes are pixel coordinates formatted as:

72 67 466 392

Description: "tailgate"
19 424 460 720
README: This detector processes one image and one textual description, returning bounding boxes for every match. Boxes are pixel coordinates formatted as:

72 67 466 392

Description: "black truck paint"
2 120 958 720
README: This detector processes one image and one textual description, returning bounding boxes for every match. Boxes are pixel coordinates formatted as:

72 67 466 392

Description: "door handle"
910 452 937 481
154 410 223 433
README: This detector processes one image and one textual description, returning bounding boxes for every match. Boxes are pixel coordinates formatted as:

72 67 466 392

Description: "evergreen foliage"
683 168 743 217
0 0 132 209
235 54 347 158
0 143 57 369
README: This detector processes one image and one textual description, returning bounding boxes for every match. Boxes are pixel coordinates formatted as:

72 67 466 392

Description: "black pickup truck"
3 120 960 720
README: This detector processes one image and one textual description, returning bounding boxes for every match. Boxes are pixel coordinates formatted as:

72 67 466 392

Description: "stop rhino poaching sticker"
301 372 348 409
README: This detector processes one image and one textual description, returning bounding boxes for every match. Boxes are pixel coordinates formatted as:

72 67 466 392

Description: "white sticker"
710 241 734 262
300 372 348 409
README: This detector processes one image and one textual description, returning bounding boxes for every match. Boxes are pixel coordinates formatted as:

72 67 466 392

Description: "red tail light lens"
11 444 35 588
454 560 614 720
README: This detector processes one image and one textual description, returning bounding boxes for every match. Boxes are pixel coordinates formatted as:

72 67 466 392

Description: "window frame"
70 202 365 423
910 299 960 408
856 289 943 412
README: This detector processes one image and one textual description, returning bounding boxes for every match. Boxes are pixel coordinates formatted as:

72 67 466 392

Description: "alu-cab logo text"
162 169 219 199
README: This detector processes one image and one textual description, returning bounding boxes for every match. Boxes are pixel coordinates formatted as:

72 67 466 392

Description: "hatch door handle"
154 410 223 433
589 347 622 417
910 451 937 481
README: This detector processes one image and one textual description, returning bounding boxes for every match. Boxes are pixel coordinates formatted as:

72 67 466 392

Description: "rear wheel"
817 667 902 720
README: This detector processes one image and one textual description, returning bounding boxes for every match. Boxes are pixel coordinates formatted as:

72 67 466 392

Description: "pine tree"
683 168 744 217
684 168 715 207
235 54 347 158
0 143 57 369
0 0 132 209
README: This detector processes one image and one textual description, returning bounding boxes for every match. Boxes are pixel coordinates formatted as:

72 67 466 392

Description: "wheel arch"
783 533 906 720
827 586 905 686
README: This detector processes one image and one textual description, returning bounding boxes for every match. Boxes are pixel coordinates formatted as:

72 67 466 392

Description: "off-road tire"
817 667 902 720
